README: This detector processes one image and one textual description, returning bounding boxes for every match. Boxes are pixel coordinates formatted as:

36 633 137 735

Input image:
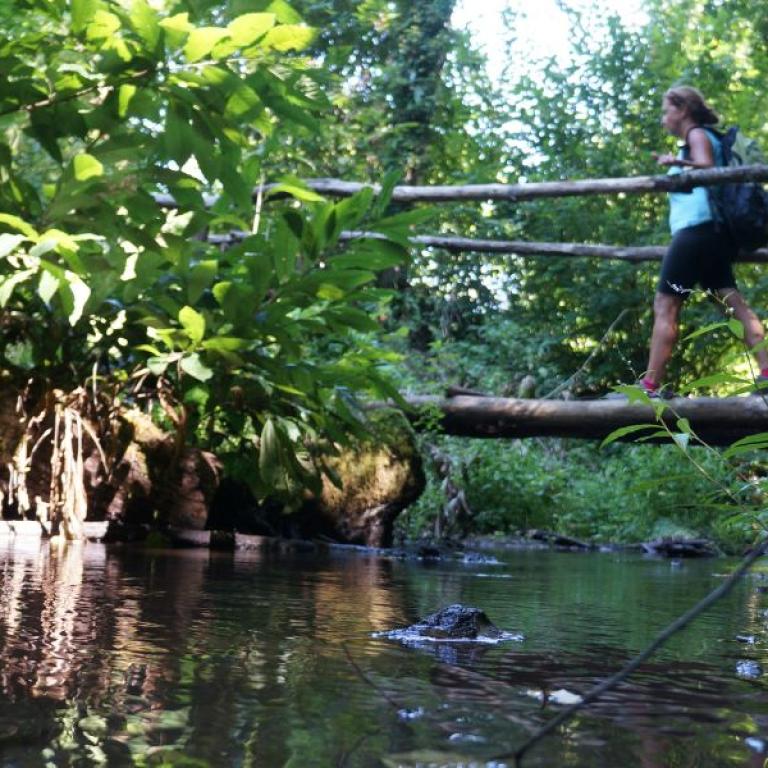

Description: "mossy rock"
304 409 425 547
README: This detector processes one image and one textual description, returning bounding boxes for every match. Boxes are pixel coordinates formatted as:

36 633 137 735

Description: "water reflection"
0 544 766 766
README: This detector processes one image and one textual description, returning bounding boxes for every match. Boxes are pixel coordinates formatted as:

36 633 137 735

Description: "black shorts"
657 221 737 297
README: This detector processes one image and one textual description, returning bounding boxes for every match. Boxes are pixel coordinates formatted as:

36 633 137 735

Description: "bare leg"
715 288 768 370
646 292 684 386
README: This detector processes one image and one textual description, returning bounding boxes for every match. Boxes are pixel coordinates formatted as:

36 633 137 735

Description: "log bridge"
399 393 768 447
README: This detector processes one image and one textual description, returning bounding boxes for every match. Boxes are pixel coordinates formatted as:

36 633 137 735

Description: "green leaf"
332 240 405 270
38 270 59 303
0 269 35 306
118 84 137 118
600 423 660 448
0 214 37 239
678 372 743 394
672 432 690 451
264 0 303 24
268 181 325 202
228 13 275 46
184 27 230 63
29 239 58 259
0 234 26 258
723 432 768 458
212 281 232 306
4 340 35 371
66 275 90 325
333 188 373 231
188 260 217 304
610 384 654 406
325 306 379 332
72 0 100 34
147 355 172 376
721 444 768 459
202 336 247 352
682 320 727 341
225 83 262 120
180 353 213 381
259 418 282 487
371 171 402 217
86 10 121 41
184 385 210 408
128 0 160 50
727 317 745 340
73 153 104 181
676 418 691 434
179 306 205 343
159 12 193 47
261 24 316 52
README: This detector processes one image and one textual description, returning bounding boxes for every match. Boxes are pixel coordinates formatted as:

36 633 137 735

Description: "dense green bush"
396 436 765 552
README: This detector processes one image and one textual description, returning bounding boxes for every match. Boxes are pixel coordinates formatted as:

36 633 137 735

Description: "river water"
0 540 767 767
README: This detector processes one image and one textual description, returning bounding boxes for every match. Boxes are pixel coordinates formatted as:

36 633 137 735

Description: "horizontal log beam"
205 230 768 264
284 167 768 202
398 394 768 447
153 165 768 209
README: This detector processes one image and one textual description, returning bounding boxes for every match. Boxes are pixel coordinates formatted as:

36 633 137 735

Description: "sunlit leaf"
261 24 316 52
179 306 205 343
71 0 100 34
118 84 137 118
184 27 230 62
0 234 26 258
159 12 193 47
682 321 728 341
0 214 37 239
180 353 213 381
38 270 59 304
267 182 325 202
0 270 35 307
66 275 90 325
600 423 660 448
128 0 160 50
73 153 103 181
228 13 275 46
727 317 745 340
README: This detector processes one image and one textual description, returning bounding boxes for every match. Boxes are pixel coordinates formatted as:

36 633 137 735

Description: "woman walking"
641 85 768 397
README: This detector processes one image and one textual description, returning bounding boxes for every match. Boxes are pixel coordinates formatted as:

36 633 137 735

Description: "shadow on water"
0 542 767 766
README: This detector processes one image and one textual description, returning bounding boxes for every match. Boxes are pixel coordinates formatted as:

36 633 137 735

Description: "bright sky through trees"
452 0 649 82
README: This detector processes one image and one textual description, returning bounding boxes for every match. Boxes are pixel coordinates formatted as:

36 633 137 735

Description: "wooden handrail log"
205 230 768 264
396 394 768 446
153 165 768 209
293 167 768 202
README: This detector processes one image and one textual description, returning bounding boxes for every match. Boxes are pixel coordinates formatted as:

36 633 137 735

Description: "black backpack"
705 126 768 251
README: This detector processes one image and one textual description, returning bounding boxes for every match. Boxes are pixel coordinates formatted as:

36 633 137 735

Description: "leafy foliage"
0 0 417 502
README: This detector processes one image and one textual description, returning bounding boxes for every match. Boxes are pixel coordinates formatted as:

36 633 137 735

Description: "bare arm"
654 127 715 169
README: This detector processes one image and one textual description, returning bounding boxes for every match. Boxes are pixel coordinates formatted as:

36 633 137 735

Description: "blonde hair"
664 86 720 125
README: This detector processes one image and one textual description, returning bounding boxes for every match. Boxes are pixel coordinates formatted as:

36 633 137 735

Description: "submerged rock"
736 660 762 679
375 604 523 644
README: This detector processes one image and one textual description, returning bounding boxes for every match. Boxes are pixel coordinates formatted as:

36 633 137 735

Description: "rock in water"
736 660 762 679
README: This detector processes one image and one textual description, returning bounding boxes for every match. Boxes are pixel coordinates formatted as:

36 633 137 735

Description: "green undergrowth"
395 437 768 553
